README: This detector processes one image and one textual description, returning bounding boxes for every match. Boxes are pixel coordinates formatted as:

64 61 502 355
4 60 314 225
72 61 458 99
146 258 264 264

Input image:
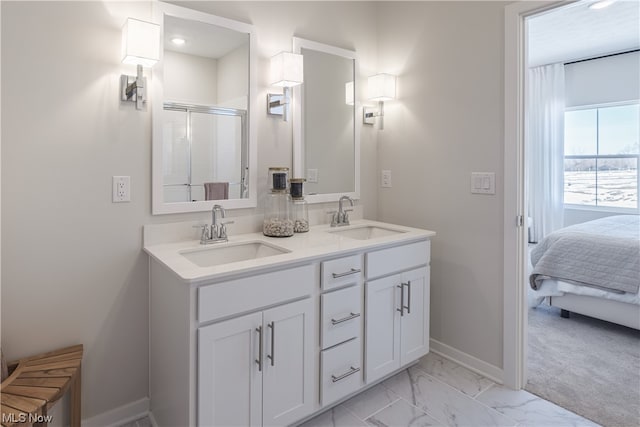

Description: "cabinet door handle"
331 366 361 383
331 268 361 279
267 321 275 366
402 281 412 314
255 326 263 372
396 284 405 316
331 312 361 325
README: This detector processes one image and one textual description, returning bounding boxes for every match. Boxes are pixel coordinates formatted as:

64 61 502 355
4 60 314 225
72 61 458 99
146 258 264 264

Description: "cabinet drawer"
320 338 362 406
321 286 362 349
321 254 363 291
198 264 314 323
366 240 430 279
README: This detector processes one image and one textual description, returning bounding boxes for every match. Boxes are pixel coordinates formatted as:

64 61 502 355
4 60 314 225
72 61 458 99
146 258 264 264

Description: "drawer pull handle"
332 268 361 279
403 281 412 314
331 366 361 383
267 321 275 366
331 312 361 325
397 284 405 316
255 326 263 372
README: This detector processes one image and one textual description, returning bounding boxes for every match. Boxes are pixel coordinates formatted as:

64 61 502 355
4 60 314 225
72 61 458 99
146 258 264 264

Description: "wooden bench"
1 345 82 427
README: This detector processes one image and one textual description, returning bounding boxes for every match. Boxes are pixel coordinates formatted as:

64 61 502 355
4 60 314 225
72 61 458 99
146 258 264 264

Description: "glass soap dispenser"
290 178 309 233
263 172 294 237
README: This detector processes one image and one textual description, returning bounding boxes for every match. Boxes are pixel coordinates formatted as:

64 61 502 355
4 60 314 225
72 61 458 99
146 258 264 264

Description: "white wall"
1 0 377 421
376 1 508 369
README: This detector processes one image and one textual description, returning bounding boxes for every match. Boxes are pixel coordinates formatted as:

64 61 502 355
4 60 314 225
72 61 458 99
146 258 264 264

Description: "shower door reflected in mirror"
152 3 256 214
293 38 359 204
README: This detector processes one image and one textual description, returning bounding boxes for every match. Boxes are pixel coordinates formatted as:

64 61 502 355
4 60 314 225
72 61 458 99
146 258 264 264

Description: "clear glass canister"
289 178 309 233
263 190 294 237
292 198 309 233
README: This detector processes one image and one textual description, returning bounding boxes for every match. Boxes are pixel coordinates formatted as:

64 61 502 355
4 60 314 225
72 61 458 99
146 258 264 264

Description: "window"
564 103 640 211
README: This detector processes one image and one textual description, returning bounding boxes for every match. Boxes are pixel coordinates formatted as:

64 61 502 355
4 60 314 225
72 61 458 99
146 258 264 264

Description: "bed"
529 215 640 330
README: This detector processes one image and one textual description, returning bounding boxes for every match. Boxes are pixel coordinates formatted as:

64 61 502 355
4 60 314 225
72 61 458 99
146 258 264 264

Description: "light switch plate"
381 170 392 188
307 169 318 183
471 172 495 195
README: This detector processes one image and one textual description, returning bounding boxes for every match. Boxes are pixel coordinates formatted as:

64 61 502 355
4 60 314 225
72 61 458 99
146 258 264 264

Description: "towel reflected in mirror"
204 182 229 200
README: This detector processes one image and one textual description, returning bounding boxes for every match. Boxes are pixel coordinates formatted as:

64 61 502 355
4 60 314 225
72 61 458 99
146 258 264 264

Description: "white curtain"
526 63 565 243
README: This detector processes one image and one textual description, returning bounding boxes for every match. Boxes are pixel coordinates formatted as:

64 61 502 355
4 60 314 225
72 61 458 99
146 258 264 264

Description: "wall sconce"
267 52 304 122
363 73 396 130
345 81 354 106
120 18 160 110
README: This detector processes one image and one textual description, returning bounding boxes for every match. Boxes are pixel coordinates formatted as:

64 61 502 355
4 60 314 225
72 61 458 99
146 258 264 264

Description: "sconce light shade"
270 52 304 87
121 18 160 68
120 18 160 110
367 73 396 102
345 81 354 106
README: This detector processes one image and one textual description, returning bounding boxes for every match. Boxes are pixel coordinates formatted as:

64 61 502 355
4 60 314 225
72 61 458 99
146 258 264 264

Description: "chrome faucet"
194 204 234 244
330 196 354 227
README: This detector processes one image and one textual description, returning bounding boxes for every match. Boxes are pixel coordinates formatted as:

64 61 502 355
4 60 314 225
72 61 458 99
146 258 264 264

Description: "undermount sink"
180 241 290 268
328 225 406 240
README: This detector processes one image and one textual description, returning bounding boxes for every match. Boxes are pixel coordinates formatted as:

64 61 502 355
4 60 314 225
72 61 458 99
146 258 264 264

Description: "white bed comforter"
530 215 640 295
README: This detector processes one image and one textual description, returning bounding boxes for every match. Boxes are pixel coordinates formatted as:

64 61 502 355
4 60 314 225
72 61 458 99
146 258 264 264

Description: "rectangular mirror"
293 38 360 203
152 3 256 214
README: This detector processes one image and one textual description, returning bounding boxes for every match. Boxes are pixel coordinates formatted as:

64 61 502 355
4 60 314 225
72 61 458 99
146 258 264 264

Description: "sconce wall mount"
267 52 304 122
120 18 160 110
363 73 396 130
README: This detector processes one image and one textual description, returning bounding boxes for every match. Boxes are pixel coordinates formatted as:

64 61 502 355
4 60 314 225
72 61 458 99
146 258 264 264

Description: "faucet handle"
192 224 210 242
219 221 234 239
327 211 339 227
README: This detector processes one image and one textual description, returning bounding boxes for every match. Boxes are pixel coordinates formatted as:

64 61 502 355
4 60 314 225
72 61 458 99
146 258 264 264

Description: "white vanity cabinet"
364 241 431 383
318 256 364 406
198 298 314 427
146 220 435 427
149 261 316 427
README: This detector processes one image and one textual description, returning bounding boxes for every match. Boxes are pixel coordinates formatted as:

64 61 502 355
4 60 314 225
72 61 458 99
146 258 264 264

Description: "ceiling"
164 15 248 60
528 0 640 67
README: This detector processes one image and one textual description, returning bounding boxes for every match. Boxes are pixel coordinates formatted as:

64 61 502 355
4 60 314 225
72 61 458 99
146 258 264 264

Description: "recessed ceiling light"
589 0 616 10
171 37 186 46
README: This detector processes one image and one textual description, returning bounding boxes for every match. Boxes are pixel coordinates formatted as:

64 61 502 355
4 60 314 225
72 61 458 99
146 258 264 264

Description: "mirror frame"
292 37 360 204
151 2 257 214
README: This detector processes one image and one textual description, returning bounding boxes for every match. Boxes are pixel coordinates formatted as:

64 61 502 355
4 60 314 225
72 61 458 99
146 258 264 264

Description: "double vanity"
145 3 436 425
145 220 435 426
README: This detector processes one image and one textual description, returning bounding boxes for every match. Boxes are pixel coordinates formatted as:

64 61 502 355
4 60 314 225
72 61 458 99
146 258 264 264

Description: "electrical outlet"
113 176 131 202
381 170 392 188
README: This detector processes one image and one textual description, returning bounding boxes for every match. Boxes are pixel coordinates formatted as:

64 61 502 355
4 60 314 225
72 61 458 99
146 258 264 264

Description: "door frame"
502 0 570 389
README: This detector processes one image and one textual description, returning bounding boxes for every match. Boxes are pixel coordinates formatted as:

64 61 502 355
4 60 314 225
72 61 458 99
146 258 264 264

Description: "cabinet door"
365 274 402 383
400 267 430 365
198 312 263 427
262 298 314 426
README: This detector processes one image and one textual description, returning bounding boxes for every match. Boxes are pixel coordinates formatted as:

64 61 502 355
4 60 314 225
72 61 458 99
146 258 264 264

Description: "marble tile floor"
298 352 599 427
120 352 598 427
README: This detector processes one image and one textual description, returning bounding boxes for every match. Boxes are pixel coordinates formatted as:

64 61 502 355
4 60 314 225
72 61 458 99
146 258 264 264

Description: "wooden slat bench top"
1 345 82 427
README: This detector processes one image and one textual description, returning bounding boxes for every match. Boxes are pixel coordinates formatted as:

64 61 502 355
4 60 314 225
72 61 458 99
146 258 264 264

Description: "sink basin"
328 225 406 240
180 241 290 268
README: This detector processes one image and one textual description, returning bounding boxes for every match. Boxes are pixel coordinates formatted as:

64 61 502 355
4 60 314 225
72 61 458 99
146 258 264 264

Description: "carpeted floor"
526 304 640 427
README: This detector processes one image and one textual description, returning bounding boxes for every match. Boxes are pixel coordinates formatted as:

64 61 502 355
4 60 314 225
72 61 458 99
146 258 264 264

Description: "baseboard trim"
430 338 504 384
82 398 150 427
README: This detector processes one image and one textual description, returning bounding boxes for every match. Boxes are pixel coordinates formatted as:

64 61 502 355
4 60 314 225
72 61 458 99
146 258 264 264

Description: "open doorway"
522 1 640 426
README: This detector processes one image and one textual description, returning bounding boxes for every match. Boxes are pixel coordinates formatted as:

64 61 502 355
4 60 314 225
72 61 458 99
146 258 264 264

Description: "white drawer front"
321 338 362 406
321 286 362 349
366 240 430 279
198 264 315 324
321 254 363 291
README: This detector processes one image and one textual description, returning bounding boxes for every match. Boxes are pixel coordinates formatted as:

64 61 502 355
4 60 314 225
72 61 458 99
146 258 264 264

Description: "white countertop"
143 219 436 285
